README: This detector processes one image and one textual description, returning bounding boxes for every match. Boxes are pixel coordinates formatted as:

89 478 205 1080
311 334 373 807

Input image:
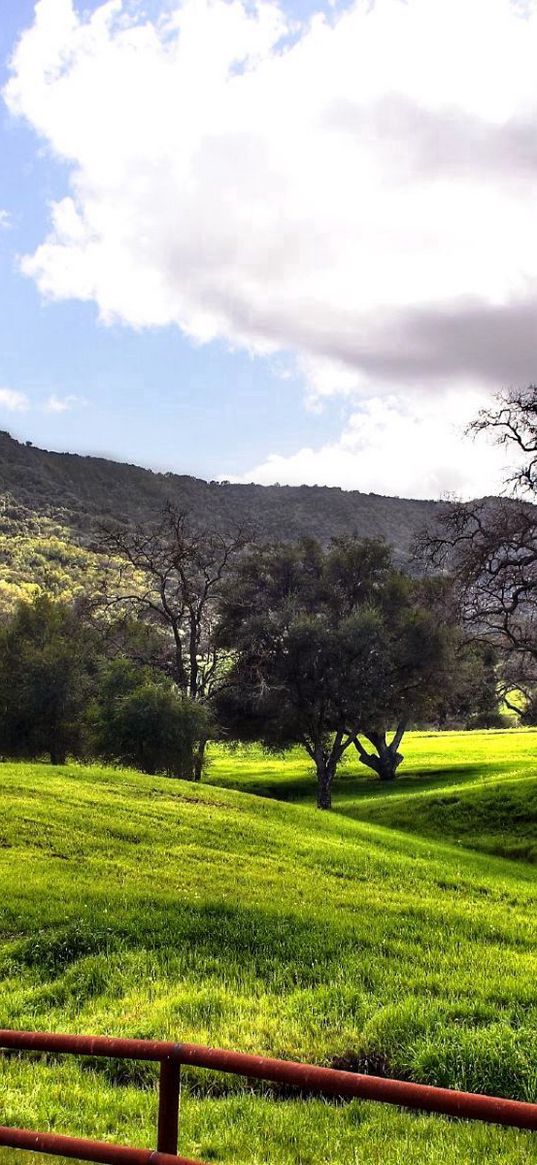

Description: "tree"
418 386 537 699
326 548 465 780
520 688 537 726
96 506 249 780
88 659 207 778
0 595 98 764
471 385 537 494
217 538 462 806
447 640 503 729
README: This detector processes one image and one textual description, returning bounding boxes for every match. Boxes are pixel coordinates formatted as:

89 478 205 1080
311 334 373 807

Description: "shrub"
88 659 208 778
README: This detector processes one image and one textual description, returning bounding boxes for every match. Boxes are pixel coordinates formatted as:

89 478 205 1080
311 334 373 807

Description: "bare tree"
471 385 537 494
96 504 251 779
419 385 537 700
419 497 537 682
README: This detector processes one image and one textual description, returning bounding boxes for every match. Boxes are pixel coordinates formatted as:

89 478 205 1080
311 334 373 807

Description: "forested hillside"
0 430 436 553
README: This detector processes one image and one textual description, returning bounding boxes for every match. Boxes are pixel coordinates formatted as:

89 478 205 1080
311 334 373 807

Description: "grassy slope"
208 729 537 862
0 749 536 1163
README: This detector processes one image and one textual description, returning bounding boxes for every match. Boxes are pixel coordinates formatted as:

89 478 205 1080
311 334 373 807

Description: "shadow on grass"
6 899 358 987
335 763 496 799
208 762 501 806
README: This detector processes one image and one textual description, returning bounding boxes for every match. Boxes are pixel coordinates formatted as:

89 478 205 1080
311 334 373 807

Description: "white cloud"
0 210 12 230
230 391 512 500
5 0 537 495
0 387 30 412
0 388 83 417
43 392 83 413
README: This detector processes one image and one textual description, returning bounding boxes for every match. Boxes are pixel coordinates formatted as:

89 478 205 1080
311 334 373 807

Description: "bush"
88 659 208 778
465 711 510 730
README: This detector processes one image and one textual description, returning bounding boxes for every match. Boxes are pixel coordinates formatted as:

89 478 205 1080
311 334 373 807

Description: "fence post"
157 1057 181 1156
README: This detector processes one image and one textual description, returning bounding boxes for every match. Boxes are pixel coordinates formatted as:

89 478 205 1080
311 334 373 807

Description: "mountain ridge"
0 429 443 556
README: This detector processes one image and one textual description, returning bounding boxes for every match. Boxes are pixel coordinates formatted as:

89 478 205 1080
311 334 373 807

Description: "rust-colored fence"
0 1028 536 1165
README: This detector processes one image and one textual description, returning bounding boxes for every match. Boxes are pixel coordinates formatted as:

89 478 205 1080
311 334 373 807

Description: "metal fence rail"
0 1027 536 1165
0 1127 202 1165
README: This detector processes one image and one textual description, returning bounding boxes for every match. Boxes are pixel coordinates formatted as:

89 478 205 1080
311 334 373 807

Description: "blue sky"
1 1 535 497
0 0 345 479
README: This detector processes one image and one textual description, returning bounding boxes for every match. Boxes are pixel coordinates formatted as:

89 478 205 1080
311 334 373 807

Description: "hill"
0 430 437 556
1 739 537 1163
208 729 537 863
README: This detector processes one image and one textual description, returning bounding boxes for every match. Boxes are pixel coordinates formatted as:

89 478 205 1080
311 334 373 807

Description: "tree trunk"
309 729 351 809
49 747 66 765
373 746 402 781
180 746 195 781
188 610 199 701
316 773 332 809
315 756 336 809
192 737 207 782
354 722 407 781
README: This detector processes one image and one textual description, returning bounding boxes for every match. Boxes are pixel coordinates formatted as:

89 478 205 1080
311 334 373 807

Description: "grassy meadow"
0 730 536 1163
209 729 537 862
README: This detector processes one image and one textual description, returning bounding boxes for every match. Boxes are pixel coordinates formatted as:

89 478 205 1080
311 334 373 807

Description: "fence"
0 1028 536 1165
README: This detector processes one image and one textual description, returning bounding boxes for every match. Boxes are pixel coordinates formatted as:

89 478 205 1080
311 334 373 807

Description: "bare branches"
469 385 537 494
418 494 537 687
95 505 252 703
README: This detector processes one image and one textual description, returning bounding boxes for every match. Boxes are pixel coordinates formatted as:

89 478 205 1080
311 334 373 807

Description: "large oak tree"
217 537 462 807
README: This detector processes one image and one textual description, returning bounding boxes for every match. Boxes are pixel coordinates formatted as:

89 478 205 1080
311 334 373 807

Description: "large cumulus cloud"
5 0 537 495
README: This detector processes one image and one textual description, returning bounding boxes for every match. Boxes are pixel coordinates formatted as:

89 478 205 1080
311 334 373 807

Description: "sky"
1 0 536 499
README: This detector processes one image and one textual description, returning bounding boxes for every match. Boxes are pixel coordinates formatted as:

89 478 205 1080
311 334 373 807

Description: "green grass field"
0 729 537 1163
209 729 537 862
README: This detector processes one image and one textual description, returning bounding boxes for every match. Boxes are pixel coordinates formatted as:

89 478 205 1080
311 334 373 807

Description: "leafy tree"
217 538 462 806
457 642 505 729
326 545 465 780
0 505 129 616
96 612 173 677
88 659 208 778
0 595 209 776
0 595 99 764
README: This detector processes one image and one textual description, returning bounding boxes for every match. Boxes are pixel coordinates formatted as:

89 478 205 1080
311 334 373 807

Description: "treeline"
0 506 501 809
